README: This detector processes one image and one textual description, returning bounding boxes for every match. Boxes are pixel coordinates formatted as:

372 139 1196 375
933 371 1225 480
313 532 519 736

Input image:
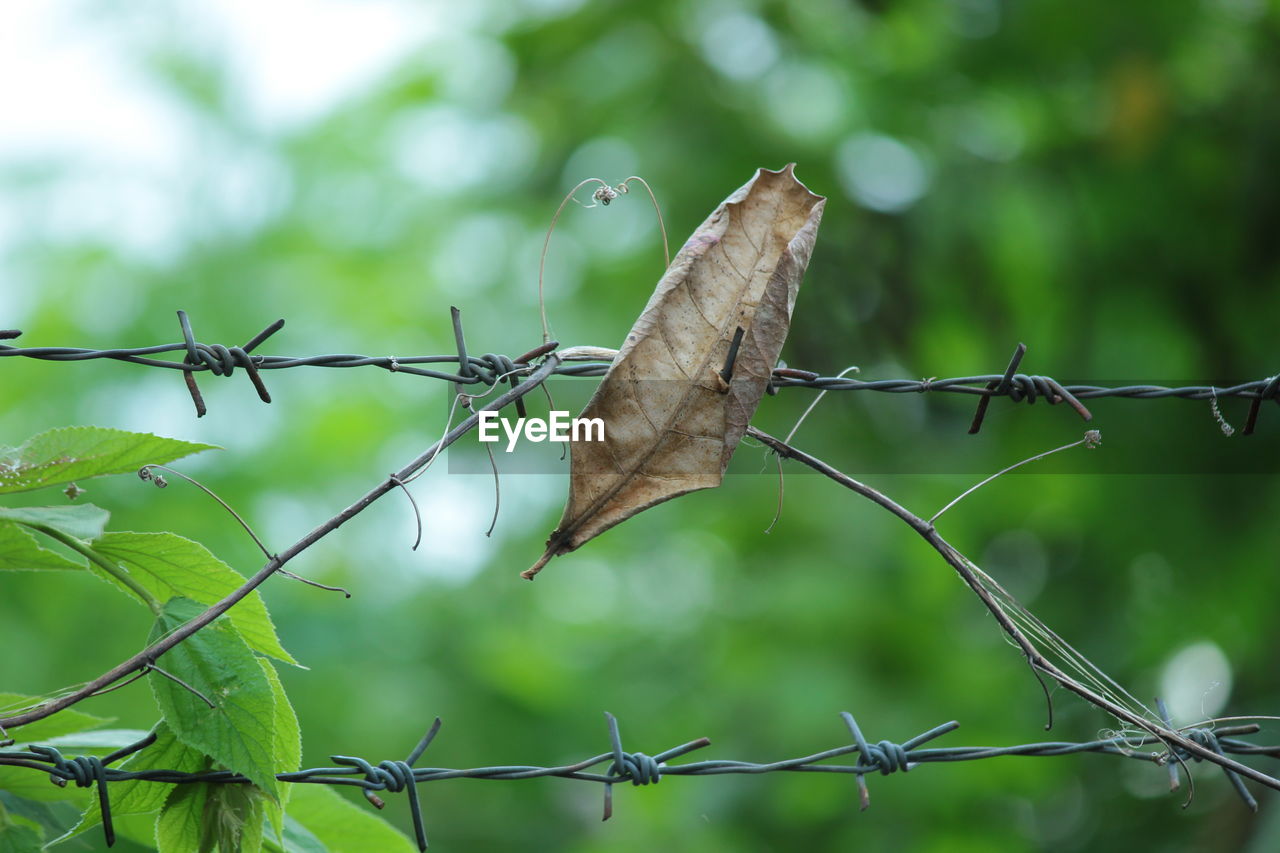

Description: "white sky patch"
1159 640 1233 724
0 2 191 259
0 3 185 166
699 12 780 81
514 226 587 309
430 213 525 299
195 0 442 131
75 370 283 460
390 106 537 193
561 137 641 189
0 0 440 261
836 133 931 214
763 61 851 141
368 432 560 588
427 35 518 108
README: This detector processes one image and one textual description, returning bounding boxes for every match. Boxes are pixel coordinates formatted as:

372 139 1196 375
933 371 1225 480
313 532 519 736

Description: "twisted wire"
3 324 1277 429
2 713 1275 851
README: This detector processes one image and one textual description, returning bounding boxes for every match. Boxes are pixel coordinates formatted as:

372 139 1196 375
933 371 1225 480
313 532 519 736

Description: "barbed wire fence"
2 708 1276 850
2 315 1278 433
3 312 1279 850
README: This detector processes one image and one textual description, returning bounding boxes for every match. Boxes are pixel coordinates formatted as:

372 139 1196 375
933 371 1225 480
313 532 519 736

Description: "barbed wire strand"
0 353 564 732
1 712 1274 851
2 320 1277 433
4 315 1279 848
744 425 1280 799
2 712 1280 845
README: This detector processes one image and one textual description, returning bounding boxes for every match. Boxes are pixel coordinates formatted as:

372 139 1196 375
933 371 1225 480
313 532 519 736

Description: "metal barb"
970 343 1026 434
3 711 1276 838
451 307 471 409
5 329 1274 433
172 311 283 416
720 326 746 386
1242 374 1280 435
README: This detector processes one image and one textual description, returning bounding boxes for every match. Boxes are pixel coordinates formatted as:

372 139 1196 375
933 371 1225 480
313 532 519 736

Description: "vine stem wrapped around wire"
745 425 1280 798
0 353 563 731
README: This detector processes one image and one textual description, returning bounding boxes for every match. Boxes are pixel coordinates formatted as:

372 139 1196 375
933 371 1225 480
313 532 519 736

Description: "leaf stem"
929 430 1102 526
24 522 162 614
0 354 562 730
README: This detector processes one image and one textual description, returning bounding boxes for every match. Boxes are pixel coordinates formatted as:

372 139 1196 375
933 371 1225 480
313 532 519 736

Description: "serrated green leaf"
48 722 207 846
0 505 110 544
148 597 280 799
0 522 84 571
158 781 268 853
236 789 268 853
0 427 216 495
283 786 417 853
94 532 299 666
260 660 301 844
156 784 209 853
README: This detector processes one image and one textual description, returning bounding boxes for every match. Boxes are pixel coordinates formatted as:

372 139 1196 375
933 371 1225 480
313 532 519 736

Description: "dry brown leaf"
523 164 825 578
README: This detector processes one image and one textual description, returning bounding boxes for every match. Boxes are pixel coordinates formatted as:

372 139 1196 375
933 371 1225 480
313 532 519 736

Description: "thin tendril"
539 179 609 344
618 176 671 268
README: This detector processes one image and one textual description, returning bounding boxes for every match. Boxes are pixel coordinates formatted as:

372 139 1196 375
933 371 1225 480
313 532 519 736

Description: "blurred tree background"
2 0 1279 850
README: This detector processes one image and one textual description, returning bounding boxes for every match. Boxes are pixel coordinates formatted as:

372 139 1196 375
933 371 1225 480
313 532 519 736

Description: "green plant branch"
0 353 562 731
745 425 1280 799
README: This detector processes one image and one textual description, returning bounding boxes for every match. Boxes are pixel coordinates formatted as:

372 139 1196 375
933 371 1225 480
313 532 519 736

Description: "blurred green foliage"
2 0 1279 850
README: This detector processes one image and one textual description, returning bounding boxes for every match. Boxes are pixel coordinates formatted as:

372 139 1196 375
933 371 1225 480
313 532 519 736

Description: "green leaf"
0 803 43 853
156 784 209 853
0 693 111 744
0 504 110 544
0 427 216 495
283 786 417 853
158 782 269 853
0 767 90 807
0 793 79 849
0 770 88 806
148 597 280 799
35 729 153 751
260 660 301 844
95 532 299 666
50 722 208 846
0 697 114 802
0 730 147 803
272 814 329 853
0 522 84 571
